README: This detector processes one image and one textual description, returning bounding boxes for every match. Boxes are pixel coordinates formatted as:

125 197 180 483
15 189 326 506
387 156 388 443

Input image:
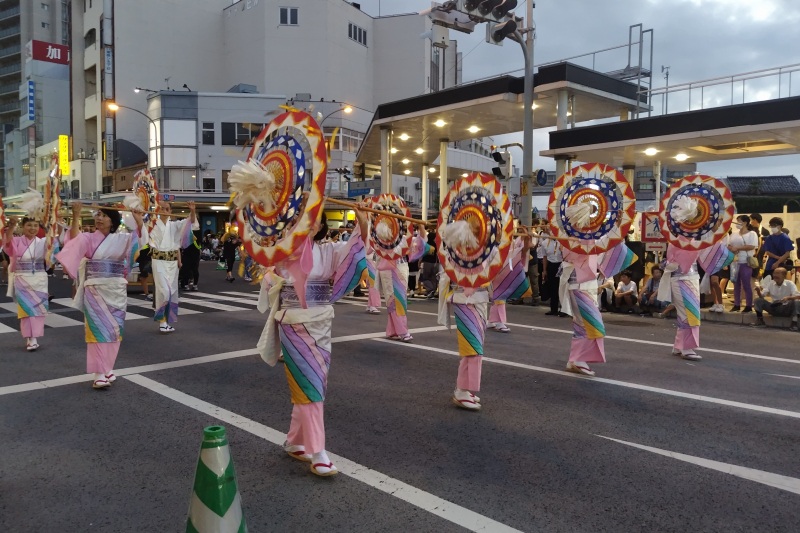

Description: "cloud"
357 1 800 176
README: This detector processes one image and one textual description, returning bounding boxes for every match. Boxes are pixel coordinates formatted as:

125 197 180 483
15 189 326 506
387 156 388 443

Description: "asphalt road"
1 261 799 532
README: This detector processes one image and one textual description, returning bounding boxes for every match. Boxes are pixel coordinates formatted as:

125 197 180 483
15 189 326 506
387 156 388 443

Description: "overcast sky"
357 0 800 178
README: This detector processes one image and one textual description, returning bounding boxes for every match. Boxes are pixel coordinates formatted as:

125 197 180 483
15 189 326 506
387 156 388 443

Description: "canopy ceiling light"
398 133 410 141
644 147 658 156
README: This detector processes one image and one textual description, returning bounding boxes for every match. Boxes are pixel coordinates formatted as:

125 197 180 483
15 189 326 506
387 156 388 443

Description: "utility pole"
662 65 670 114
517 1 535 226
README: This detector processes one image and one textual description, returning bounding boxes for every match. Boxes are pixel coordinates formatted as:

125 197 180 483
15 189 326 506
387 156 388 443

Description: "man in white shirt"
541 229 565 316
614 269 638 312
752 267 800 330
149 200 198 333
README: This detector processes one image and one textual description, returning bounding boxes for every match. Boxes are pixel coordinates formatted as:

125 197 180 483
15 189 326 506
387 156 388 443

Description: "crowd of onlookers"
326 214 800 332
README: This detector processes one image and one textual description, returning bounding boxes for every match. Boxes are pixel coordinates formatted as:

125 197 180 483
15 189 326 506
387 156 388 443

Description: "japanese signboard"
59 135 70 176
641 212 666 242
27 81 35 120
28 40 70 65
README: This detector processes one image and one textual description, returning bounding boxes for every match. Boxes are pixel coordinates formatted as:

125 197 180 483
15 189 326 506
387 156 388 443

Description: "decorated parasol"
230 110 327 267
436 172 514 289
43 155 62 266
366 193 413 262
658 174 735 251
546 163 636 255
127 168 159 227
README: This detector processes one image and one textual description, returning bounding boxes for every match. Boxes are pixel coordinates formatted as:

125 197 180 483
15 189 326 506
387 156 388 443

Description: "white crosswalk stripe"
178 296 251 312
0 292 256 335
188 292 258 306
125 298 202 315
219 291 259 299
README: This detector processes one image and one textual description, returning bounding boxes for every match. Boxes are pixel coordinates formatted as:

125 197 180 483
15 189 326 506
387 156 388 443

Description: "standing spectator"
761 217 794 278
0 246 9 286
728 214 758 313
541 228 564 316
751 267 800 330
138 244 153 300
180 231 201 291
518 224 541 306
221 231 241 282
418 231 438 297
639 266 668 315
614 270 638 313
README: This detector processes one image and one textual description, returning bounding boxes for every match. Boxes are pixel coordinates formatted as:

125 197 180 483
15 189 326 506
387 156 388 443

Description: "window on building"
221 122 263 146
635 170 653 178
348 22 367 46
84 28 96 48
41 22 50 29
41 3 49 10
279 7 298 25
221 170 230 192
638 182 654 191
202 178 216 192
202 122 215 145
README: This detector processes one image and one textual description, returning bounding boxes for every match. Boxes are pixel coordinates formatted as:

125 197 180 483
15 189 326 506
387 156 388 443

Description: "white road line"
125 373 522 533
178 297 251 312
126 298 201 315
339 298 800 366
0 329 430 397
0 322 17 334
50 298 149 321
372 338 800 420
44 313 85 328
186 292 258 306
766 373 800 380
220 291 259 299
0 301 83 328
597 435 800 496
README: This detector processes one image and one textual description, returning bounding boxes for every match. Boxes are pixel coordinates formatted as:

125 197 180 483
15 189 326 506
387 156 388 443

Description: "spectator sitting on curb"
639 265 668 316
614 270 638 313
751 267 800 330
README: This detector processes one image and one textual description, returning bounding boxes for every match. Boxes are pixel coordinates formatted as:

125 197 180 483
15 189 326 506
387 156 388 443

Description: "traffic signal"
460 0 517 22
486 18 518 45
490 150 512 179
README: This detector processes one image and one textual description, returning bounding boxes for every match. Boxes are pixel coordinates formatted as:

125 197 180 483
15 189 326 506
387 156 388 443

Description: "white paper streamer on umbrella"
565 202 593 229
122 194 143 212
670 195 699 223
14 189 45 219
375 219 394 241
228 159 277 211
440 220 478 252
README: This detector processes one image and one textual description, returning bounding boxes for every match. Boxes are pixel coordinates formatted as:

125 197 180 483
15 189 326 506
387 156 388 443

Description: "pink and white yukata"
257 233 366 470
374 235 424 339
658 246 702 355
57 229 146 379
4 236 48 343
365 250 382 312
559 252 606 366
488 237 531 331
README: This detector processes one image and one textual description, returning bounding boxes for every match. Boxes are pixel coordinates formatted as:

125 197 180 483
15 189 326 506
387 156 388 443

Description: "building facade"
0 0 69 195
69 0 457 200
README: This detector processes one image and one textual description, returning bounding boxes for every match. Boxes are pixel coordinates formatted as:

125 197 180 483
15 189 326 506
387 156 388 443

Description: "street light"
106 101 163 189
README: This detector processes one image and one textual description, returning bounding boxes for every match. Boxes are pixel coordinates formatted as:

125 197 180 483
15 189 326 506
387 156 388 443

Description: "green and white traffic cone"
186 425 247 533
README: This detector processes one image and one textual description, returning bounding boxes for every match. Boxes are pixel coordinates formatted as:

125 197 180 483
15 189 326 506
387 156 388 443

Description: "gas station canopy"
356 62 647 178
541 95 800 167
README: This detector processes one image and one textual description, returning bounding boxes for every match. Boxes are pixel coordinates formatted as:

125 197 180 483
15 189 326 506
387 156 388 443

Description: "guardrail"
640 63 800 116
